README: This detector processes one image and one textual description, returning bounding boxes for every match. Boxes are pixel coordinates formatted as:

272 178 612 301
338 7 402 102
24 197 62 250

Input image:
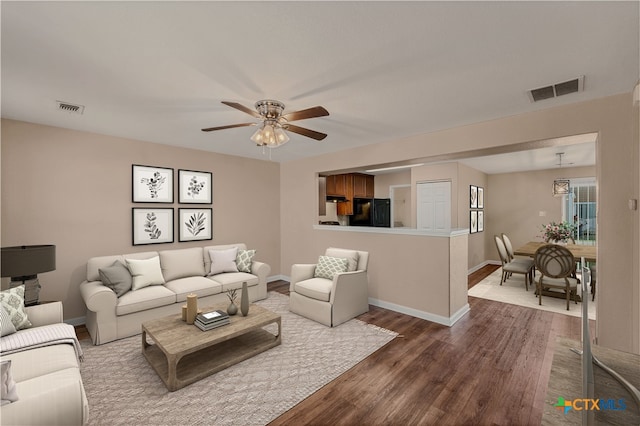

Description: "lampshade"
553 179 570 196
1 245 56 279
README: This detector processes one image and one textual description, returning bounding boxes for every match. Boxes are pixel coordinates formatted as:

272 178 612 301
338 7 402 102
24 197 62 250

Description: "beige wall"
485 166 596 262
1 119 281 321
281 93 639 354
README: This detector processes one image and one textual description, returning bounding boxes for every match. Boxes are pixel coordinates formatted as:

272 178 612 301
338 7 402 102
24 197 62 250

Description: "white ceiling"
2 2 638 171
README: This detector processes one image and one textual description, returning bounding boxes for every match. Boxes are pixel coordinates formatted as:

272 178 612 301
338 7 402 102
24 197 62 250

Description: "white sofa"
79 244 270 345
289 248 369 327
1 302 89 425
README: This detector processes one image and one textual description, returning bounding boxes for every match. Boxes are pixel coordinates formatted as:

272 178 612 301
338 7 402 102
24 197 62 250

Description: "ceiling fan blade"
281 106 329 122
285 124 327 141
221 101 262 119
201 123 255 132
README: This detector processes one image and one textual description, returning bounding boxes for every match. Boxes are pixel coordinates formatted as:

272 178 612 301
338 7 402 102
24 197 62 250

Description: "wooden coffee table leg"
167 353 180 392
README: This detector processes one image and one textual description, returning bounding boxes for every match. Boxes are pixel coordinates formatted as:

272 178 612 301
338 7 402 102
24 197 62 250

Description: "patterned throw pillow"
0 286 32 330
236 249 256 273
313 256 349 280
1 306 17 337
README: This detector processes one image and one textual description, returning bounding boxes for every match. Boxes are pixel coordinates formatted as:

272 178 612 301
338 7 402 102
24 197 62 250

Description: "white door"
417 181 451 231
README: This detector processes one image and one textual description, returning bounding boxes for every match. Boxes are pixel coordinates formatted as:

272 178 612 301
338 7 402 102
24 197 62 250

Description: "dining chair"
501 233 535 274
534 244 579 310
494 235 534 291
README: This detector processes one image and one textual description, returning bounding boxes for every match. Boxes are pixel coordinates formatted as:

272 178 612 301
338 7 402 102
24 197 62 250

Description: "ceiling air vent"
528 76 584 102
56 101 85 115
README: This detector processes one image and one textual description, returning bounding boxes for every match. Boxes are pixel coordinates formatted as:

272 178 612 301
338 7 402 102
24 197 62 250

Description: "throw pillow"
0 303 16 337
325 248 360 272
0 286 31 330
1 360 18 406
125 256 165 291
208 247 239 276
236 249 256 273
314 255 349 280
0 305 17 337
98 261 133 297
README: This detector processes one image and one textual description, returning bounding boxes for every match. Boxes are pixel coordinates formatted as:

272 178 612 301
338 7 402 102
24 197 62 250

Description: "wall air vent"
56 101 85 115
528 76 584 102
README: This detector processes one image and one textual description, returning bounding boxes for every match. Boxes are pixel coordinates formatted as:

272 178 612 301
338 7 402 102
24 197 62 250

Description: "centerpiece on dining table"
539 221 576 244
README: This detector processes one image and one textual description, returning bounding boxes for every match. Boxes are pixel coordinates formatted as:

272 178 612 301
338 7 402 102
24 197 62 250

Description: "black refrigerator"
349 198 391 227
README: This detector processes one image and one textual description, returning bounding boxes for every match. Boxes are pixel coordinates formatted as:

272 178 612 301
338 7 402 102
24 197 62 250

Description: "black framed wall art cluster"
469 185 484 234
132 165 213 245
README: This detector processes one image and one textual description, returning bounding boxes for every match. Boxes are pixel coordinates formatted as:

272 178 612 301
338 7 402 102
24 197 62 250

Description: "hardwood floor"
76 264 581 425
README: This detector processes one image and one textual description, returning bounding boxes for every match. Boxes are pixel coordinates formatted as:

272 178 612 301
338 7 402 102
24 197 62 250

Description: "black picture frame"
477 187 484 209
477 210 484 232
132 208 174 245
470 185 478 208
178 208 213 242
178 169 213 204
470 210 478 233
132 165 174 203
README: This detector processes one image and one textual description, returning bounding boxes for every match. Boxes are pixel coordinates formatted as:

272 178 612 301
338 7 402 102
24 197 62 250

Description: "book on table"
194 309 230 331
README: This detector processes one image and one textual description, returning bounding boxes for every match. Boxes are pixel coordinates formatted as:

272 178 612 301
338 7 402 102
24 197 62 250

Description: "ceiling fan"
202 100 329 147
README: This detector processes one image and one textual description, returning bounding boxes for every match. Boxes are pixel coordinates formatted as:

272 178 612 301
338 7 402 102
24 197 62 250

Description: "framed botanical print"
179 169 212 204
477 210 484 232
477 187 484 209
470 185 478 208
470 210 478 233
132 165 174 203
179 208 213 242
132 208 174 245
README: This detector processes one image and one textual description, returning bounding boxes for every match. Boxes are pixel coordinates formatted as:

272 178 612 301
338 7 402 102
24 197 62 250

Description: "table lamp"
1 245 56 306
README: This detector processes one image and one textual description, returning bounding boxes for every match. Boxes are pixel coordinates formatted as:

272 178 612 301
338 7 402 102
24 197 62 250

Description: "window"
563 177 596 244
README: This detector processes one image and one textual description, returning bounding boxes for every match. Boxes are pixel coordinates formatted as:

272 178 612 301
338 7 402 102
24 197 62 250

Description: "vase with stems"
226 289 238 316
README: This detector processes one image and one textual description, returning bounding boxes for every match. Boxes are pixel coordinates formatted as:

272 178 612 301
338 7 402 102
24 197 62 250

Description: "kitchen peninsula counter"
313 224 469 237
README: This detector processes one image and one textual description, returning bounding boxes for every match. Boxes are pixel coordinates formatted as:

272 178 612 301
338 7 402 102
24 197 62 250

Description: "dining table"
514 241 597 263
514 241 597 303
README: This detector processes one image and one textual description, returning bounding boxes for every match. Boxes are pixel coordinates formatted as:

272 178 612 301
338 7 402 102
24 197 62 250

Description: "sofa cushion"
208 273 258 291
87 251 157 282
294 277 333 302
208 247 239 275
2 344 80 382
116 285 176 316
0 286 31 331
125 256 166 291
236 249 256 273
159 247 205 282
164 276 223 302
98 261 132 297
325 248 360 272
314 256 348 280
203 244 246 274
1 360 18 405
1 307 17 337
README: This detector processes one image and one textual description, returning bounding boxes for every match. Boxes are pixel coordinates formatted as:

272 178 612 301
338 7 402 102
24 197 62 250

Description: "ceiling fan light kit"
202 99 329 148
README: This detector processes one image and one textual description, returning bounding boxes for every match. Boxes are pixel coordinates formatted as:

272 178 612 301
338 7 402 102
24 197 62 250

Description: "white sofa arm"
290 264 316 292
80 280 117 312
24 301 63 327
330 270 369 327
251 261 271 285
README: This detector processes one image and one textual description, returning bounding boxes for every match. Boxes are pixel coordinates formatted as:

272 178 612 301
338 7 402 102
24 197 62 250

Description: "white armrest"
290 264 316 292
251 261 271 284
79 280 117 312
24 301 63 327
330 270 369 326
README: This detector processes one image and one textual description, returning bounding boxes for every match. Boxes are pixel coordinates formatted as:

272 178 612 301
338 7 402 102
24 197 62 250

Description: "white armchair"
289 248 369 327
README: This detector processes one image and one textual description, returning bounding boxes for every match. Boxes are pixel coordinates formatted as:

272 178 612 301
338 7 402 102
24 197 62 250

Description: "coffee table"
142 303 281 391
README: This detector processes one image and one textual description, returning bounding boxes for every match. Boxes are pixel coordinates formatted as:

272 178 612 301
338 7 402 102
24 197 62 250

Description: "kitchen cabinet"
352 173 374 198
326 174 349 197
337 174 354 215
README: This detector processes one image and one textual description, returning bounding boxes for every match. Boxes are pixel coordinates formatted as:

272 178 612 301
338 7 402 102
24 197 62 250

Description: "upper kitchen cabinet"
326 174 351 197
352 173 374 198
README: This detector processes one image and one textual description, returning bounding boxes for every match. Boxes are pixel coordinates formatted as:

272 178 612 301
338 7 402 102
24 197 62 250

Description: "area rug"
468 268 596 319
80 292 397 425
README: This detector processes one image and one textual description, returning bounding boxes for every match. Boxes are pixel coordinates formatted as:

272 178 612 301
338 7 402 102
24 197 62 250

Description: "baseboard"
65 316 86 327
368 298 470 327
468 260 500 275
268 274 289 282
